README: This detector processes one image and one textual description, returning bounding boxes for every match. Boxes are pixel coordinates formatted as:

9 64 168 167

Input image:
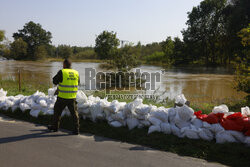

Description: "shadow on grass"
0 108 250 167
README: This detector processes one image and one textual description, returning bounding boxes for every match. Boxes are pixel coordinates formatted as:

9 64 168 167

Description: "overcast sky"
0 0 202 46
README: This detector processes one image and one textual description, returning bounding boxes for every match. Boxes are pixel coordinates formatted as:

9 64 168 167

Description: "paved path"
0 115 226 167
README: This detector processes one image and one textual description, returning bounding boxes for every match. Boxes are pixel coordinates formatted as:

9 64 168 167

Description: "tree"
234 25 250 101
161 37 175 65
94 31 120 60
114 44 141 71
182 0 227 65
172 37 187 64
13 21 52 60
0 30 5 50
57 45 72 58
75 49 97 59
10 38 28 60
34 45 47 60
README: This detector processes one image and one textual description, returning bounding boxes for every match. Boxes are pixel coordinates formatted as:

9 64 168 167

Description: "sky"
0 0 202 47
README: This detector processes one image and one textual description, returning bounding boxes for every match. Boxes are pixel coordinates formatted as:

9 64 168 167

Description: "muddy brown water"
0 60 247 104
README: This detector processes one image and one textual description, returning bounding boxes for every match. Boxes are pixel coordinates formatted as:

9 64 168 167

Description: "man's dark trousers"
53 97 79 132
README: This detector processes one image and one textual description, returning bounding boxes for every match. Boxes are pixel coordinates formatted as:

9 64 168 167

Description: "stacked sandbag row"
0 88 249 145
0 88 56 117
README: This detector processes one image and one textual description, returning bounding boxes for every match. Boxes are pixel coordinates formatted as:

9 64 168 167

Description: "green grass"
0 108 250 167
0 79 50 96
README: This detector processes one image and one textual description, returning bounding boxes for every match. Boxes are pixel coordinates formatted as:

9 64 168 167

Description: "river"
0 60 246 104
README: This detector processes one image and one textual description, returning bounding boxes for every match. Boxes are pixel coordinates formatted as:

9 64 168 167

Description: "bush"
145 51 165 62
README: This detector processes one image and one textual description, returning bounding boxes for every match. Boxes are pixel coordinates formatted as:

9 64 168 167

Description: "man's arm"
53 70 63 85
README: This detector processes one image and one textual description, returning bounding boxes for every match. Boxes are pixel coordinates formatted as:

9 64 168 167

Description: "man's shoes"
47 125 58 132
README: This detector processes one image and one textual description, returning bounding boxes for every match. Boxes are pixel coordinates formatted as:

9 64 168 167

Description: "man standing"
48 58 80 135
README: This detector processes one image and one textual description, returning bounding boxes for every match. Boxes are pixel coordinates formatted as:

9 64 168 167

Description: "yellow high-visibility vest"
58 69 79 99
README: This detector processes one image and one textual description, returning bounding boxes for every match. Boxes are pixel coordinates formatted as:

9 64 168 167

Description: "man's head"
63 58 71 69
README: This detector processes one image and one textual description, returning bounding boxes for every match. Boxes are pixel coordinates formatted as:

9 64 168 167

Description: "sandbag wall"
0 88 249 145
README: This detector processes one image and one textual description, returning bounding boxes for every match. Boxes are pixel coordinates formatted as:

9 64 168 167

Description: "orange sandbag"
194 111 224 124
245 129 250 136
194 111 207 119
221 117 245 131
203 113 224 124
227 112 243 120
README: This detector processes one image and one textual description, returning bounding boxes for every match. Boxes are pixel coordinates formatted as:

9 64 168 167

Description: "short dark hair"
63 58 71 68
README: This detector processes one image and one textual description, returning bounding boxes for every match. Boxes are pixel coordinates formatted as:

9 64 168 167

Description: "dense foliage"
12 21 52 60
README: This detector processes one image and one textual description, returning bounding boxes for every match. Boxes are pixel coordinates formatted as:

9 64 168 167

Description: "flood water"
0 60 247 103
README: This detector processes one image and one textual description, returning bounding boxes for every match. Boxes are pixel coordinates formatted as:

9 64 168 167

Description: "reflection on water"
0 60 246 103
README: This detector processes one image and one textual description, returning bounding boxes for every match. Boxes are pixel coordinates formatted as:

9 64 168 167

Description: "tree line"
0 0 249 68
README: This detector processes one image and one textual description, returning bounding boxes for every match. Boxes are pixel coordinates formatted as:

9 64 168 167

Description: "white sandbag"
11 105 19 112
7 96 15 101
216 131 237 143
244 137 250 146
110 121 123 128
47 103 54 109
30 109 41 117
181 125 200 139
39 99 47 108
109 100 126 113
135 104 150 115
241 106 250 116
78 102 90 109
137 123 144 128
198 128 214 141
107 116 114 123
61 110 71 116
174 112 191 129
3 100 14 110
160 123 171 134
148 116 162 126
126 117 139 130
0 88 7 97
48 87 57 96
191 118 203 128
89 103 103 122
175 94 187 105
176 105 194 122
78 108 90 115
124 98 143 115
103 108 111 119
45 109 54 115
111 111 125 121
119 119 127 126
227 130 246 143
19 103 30 112
203 121 212 129
76 90 88 103
148 125 161 134
31 103 42 110
135 113 147 120
212 104 229 114
149 108 168 123
210 123 224 133
170 123 183 137
140 120 151 127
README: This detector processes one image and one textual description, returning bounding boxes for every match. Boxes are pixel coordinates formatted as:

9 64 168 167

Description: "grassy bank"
0 79 50 96
0 79 247 113
0 107 250 167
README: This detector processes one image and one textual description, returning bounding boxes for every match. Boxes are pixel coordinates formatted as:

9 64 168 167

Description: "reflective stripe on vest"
59 84 78 88
58 69 79 99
